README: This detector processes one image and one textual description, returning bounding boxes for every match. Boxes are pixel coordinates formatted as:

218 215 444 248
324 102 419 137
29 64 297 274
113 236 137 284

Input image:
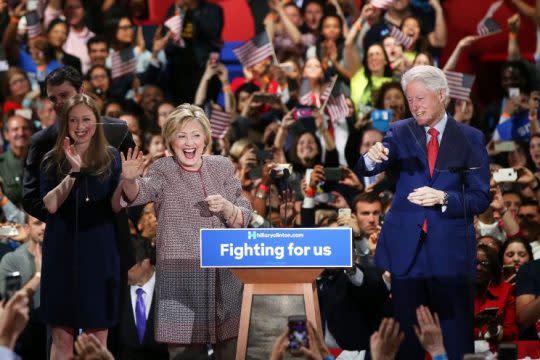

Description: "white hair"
401 65 450 104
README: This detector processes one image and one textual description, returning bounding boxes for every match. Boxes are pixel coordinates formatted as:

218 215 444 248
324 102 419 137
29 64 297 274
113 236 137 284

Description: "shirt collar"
131 271 156 296
424 112 448 136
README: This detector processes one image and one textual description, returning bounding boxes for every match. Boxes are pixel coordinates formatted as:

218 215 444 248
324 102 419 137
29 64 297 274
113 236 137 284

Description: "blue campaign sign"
200 228 352 268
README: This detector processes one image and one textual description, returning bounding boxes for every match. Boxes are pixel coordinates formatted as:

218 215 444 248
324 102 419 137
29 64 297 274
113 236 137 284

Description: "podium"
200 227 352 359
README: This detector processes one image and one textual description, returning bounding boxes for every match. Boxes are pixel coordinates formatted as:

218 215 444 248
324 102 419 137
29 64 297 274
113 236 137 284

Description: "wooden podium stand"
231 268 323 360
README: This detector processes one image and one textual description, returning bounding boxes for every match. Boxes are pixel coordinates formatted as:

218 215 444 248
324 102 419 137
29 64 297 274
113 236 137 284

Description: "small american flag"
326 82 349 122
299 79 314 106
389 26 414 50
477 0 503 36
371 0 395 9
26 10 42 39
444 71 475 101
111 47 137 79
164 14 185 48
233 32 274 69
208 108 232 139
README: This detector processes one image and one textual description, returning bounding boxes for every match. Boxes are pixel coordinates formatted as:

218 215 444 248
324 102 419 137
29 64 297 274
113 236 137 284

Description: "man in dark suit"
355 65 491 360
119 236 167 360
22 66 136 354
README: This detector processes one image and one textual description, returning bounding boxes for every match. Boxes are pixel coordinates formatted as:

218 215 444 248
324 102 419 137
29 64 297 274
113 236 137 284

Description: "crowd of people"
0 0 537 359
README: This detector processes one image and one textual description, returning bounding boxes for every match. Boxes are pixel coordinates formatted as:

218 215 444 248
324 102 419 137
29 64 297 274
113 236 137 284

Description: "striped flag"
208 108 232 139
444 71 475 101
299 79 314 106
233 32 274 68
111 47 137 79
371 0 395 9
389 26 414 50
477 0 503 36
26 10 42 39
164 14 185 48
326 82 349 122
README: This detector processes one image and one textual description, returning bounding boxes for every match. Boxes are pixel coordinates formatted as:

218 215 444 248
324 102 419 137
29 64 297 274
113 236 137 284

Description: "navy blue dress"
40 148 121 329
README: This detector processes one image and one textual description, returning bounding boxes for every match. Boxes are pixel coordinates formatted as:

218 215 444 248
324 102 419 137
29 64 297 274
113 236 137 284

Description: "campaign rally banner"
200 228 352 268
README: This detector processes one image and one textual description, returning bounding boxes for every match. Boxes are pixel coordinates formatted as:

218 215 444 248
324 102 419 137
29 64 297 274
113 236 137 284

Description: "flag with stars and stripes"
26 10 42 39
444 71 475 101
389 26 414 50
299 78 315 106
164 14 185 48
208 108 232 139
111 47 137 79
325 82 349 122
233 32 274 68
476 0 503 36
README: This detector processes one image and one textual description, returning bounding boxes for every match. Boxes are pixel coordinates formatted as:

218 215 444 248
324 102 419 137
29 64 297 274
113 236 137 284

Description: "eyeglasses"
477 260 490 267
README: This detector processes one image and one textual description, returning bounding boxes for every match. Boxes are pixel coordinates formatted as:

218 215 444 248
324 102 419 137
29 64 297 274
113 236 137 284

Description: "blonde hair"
229 138 257 162
162 103 212 154
43 93 112 178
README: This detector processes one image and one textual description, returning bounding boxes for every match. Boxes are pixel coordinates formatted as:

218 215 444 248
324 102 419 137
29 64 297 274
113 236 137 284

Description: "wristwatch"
441 192 448 206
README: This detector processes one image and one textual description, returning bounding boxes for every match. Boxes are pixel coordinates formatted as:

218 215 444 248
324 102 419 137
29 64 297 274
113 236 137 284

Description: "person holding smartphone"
474 245 518 352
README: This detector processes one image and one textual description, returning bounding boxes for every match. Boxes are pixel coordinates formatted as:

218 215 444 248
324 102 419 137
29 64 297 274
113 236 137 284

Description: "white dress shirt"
130 272 156 324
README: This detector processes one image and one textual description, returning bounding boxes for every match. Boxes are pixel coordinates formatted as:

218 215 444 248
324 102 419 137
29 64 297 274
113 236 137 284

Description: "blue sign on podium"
200 228 352 268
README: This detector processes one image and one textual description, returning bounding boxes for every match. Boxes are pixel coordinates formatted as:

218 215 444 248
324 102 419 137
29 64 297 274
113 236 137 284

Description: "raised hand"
414 305 445 357
152 26 171 56
370 318 405 360
63 137 82 172
121 147 144 180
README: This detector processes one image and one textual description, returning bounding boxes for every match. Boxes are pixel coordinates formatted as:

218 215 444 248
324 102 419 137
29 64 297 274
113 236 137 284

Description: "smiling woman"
117 103 252 359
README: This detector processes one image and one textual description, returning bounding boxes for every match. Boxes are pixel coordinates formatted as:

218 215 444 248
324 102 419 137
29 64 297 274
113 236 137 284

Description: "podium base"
231 269 323 360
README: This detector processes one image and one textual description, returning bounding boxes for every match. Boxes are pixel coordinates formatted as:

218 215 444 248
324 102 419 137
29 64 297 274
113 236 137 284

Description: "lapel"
431 116 463 183
406 119 429 176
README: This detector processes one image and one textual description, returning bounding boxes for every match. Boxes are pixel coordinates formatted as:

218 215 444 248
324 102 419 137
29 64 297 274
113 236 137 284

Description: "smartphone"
209 52 219 64
508 87 520 98
287 315 308 354
493 168 518 183
502 264 517 279
498 343 517 360
248 166 263 180
5 272 21 300
293 107 314 120
338 208 351 218
324 167 344 182
477 307 499 318
252 93 279 103
257 149 273 163
0 226 19 237
494 141 516 152
371 109 392 133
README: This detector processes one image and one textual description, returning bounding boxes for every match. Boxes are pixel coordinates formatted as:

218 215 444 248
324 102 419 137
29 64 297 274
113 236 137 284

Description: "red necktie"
422 127 440 233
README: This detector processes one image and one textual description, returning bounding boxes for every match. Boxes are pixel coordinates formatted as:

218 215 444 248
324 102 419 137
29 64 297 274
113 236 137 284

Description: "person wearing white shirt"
119 236 167 360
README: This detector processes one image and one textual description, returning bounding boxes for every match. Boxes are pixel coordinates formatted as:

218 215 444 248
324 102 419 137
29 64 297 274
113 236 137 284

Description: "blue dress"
40 149 121 329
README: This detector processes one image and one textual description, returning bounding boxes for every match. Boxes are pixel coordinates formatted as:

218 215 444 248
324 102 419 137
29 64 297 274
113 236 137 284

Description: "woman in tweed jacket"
118 104 252 359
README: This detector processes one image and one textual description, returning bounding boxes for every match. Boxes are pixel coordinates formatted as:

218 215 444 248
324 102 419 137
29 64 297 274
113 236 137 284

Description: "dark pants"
391 235 475 360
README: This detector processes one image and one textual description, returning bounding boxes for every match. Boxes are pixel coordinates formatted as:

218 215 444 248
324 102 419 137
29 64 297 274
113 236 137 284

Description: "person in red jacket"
474 244 518 351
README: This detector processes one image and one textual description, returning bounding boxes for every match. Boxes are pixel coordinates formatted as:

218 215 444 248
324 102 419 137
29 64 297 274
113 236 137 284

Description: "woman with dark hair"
40 94 122 358
1 68 33 113
530 133 540 177
373 81 411 122
412 51 434 66
86 65 111 100
46 18 82 73
350 42 393 116
316 13 353 80
500 237 533 283
474 244 518 351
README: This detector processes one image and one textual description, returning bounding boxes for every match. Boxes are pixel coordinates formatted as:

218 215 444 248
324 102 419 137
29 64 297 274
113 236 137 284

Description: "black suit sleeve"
22 130 52 222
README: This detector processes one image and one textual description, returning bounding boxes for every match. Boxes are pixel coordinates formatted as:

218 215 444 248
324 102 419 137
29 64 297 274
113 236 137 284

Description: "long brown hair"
43 94 112 179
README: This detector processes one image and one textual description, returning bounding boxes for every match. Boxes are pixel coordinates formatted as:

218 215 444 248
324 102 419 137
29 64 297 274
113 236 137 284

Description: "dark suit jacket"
317 266 390 351
22 116 136 271
118 286 168 360
355 116 491 278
